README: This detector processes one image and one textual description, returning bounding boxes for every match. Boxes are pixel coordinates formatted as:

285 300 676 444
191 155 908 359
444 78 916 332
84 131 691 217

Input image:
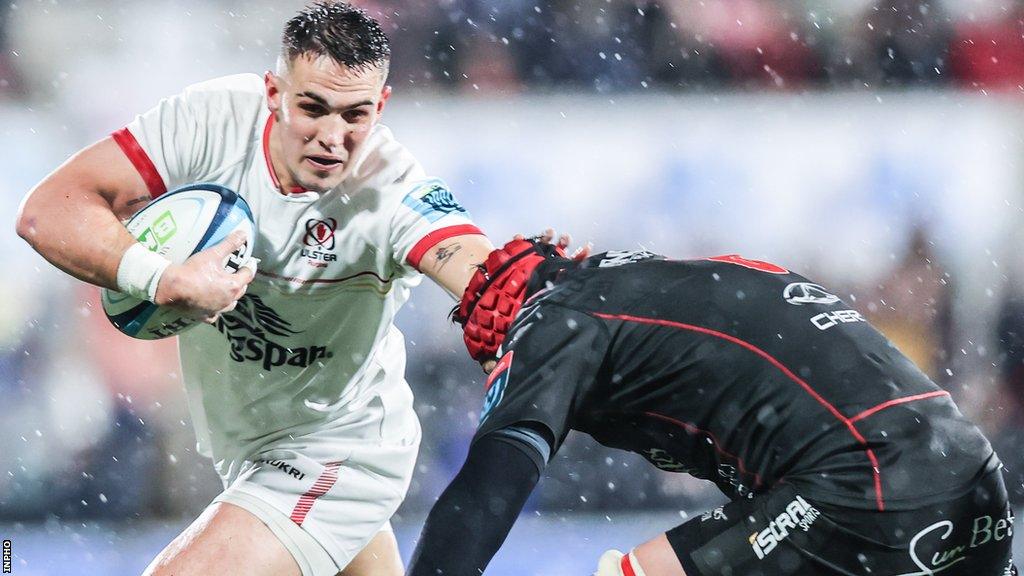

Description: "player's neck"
265 115 302 194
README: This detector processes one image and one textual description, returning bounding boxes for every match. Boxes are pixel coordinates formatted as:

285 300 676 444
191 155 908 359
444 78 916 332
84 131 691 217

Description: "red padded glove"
454 238 564 362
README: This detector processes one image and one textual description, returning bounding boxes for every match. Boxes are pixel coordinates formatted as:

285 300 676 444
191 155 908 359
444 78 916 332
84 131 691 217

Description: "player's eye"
299 103 326 117
343 109 370 123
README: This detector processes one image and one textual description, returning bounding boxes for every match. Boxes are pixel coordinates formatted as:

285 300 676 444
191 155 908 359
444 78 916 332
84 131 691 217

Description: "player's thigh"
339 529 403 576
806 470 1016 576
217 388 420 574
634 534 688 575
143 501 300 576
666 474 1016 576
666 486 853 576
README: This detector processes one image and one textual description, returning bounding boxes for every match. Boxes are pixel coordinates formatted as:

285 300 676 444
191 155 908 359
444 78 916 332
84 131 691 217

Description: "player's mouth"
304 155 344 171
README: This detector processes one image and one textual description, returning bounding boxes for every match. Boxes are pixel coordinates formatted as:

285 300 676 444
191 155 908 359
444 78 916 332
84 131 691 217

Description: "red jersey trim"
290 461 343 526
111 128 167 198
592 311 886 512
849 390 951 424
262 115 277 188
707 254 789 274
262 115 307 195
406 224 485 271
644 412 764 489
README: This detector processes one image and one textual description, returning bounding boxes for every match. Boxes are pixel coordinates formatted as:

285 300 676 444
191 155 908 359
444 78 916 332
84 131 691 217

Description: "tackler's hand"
457 233 591 370
514 228 592 261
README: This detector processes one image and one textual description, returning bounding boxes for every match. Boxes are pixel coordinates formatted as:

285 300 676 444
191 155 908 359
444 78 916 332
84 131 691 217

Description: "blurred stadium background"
3 0 1024 573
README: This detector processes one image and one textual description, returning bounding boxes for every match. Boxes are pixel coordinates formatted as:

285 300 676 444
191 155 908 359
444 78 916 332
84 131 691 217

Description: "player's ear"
265 71 282 113
376 85 392 117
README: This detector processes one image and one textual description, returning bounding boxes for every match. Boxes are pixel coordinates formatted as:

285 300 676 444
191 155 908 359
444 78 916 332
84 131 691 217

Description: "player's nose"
318 116 348 150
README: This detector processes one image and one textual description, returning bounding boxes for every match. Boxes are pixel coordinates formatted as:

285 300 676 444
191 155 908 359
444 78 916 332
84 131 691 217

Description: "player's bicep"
22 136 152 224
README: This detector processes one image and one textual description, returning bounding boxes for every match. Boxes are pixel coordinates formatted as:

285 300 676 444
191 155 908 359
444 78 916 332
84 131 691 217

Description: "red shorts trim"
289 461 343 526
621 553 638 576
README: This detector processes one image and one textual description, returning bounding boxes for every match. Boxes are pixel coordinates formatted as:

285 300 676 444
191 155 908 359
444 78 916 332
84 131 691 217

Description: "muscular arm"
16 136 252 318
15 136 151 290
406 429 548 576
417 234 494 299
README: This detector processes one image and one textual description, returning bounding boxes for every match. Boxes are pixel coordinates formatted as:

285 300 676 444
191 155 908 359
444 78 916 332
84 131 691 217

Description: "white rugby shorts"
213 381 421 576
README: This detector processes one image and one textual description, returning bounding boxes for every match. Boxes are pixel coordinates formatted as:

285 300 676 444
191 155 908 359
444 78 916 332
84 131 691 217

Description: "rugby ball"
101 183 255 340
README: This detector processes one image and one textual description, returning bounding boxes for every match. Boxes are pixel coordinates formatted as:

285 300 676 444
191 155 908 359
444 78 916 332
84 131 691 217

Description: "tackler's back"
522 251 997 511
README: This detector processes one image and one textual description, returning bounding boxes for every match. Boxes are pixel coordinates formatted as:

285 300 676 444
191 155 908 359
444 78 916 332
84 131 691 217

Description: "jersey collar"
262 114 310 195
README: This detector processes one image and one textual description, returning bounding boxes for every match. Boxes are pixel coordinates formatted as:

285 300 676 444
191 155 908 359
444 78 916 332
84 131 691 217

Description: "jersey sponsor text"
256 458 307 481
811 309 866 330
749 495 820 560
216 294 333 371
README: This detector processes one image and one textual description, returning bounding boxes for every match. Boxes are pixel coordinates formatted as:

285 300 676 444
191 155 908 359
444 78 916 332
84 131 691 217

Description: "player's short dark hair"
282 1 390 72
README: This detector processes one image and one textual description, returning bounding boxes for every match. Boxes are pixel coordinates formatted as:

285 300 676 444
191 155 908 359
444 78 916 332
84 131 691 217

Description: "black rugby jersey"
474 251 997 511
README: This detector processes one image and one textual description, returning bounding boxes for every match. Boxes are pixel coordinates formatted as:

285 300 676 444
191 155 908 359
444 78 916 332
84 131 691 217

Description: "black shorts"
667 470 1016 576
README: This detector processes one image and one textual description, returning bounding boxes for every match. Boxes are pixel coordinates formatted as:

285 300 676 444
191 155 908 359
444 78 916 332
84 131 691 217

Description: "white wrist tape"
116 243 172 303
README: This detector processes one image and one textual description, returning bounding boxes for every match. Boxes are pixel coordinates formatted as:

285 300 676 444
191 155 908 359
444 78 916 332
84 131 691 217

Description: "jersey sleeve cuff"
112 127 167 198
405 224 485 271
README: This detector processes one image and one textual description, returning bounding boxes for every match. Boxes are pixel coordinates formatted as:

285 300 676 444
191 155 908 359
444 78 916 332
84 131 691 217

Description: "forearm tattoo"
434 243 463 271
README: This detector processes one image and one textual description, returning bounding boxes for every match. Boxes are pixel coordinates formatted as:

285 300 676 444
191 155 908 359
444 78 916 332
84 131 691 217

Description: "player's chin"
297 170 345 193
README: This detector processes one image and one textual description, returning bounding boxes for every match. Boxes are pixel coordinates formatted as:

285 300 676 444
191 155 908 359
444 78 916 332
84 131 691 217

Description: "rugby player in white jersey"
15 2 497 575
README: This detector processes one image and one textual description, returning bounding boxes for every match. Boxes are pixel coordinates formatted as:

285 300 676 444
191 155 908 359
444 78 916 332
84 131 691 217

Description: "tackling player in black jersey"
406 239 1015 576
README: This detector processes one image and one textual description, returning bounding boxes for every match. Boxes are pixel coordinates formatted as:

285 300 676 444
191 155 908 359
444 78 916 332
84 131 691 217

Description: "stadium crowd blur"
3 0 1024 526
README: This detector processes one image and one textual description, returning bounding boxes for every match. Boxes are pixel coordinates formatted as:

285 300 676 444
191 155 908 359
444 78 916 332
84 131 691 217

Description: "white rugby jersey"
113 74 482 478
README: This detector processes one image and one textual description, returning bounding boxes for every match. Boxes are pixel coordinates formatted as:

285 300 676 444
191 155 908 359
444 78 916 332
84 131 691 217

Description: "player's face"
265 55 391 192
